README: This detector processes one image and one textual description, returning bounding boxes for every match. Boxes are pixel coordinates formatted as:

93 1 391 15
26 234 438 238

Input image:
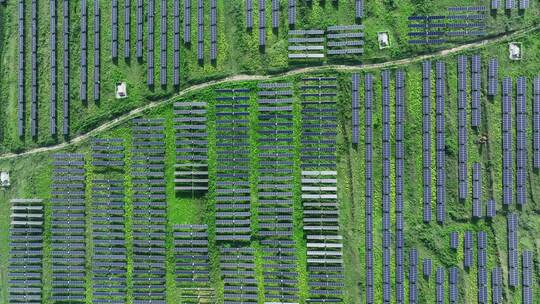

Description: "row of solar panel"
507 213 519 287
422 61 432 223
502 77 513 205
457 56 468 200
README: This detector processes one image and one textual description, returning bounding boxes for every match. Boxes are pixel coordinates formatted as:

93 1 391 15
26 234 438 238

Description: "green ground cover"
2 21 540 304
0 0 539 154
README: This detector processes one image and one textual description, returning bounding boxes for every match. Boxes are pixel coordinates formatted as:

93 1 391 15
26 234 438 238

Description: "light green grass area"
2 16 540 304
1 0 539 153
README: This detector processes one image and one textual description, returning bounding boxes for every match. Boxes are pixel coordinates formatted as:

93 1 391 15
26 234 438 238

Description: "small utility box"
115 82 128 99
1 171 10 188
509 42 522 60
378 32 390 49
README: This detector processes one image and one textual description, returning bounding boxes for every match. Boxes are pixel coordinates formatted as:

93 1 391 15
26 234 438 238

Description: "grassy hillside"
0 0 539 154
2 28 540 303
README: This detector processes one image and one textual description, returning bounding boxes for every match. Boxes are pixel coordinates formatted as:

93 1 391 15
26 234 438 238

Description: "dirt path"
1 25 538 161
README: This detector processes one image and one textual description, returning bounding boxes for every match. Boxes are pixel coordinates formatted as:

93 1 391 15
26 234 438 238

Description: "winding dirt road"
0 25 537 161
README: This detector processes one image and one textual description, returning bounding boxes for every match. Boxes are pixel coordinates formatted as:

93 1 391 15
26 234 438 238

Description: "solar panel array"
80 0 88 103
502 77 513 205
381 70 392 303
197 0 204 60
112 0 119 60
516 77 527 205
472 163 482 219
148 0 155 87
356 0 364 18
422 61 432 223
488 58 498 96
211 0 217 61
491 267 503 303
174 0 180 86
174 225 215 302
272 0 279 29
364 73 374 304
30 0 37 138
91 138 126 303
17 0 24 137
137 0 144 58
161 0 168 85
519 0 529 9
300 77 343 302
471 55 481 128
491 0 500 9
407 13 486 44
395 70 406 304
409 249 418 304
535 77 540 169
215 88 252 242
124 0 131 58
257 82 299 303
449 267 459 303
259 0 266 47
352 73 360 144
288 0 296 26
93 0 101 102
8 199 44 304
457 55 468 200
435 267 445 304
464 231 473 268
326 25 364 56
288 30 325 59
407 15 447 45
477 231 488 303
174 101 208 192
62 0 70 135
50 154 86 302
507 213 519 287
435 61 446 224
220 247 257 302
446 14 486 37
522 250 533 304
246 0 253 29
131 119 166 303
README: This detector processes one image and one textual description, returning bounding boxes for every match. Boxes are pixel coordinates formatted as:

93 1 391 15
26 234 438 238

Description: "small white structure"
1 171 10 188
378 32 390 49
509 42 522 60
115 82 128 99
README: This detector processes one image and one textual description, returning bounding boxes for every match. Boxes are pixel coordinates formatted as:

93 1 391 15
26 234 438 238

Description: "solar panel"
92 0 100 103
159 0 168 85
112 0 118 60
356 0 364 18
288 0 295 26
183 0 191 44
423 259 432 277
506 0 514 9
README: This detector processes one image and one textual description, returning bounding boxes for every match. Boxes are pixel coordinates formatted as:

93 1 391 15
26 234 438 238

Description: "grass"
2 29 540 303
1 0 540 154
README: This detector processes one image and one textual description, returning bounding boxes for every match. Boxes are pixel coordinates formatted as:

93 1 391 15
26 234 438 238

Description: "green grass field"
2 28 540 302
0 0 539 154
